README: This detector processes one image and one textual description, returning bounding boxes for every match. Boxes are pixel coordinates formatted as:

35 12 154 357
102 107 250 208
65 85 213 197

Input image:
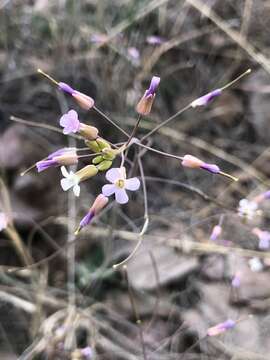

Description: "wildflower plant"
18 68 253 271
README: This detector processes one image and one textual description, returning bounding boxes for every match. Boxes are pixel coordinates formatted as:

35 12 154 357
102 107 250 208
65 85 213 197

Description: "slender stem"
140 103 191 142
124 266 147 360
113 153 149 269
125 115 141 147
136 142 184 161
93 106 130 137
5 226 33 266
219 68 251 91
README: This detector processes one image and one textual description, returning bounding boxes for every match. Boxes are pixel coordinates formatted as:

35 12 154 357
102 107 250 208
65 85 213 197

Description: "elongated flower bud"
58 82 95 110
191 89 222 108
79 123 99 140
36 148 78 172
136 76 160 115
207 319 236 337
75 165 98 182
210 225 222 241
181 154 237 181
75 194 109 234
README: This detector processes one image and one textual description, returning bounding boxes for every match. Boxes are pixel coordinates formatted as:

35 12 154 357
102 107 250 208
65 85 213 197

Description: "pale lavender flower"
60 110 80 134
238 199 258 220
252 228 270 249
102 167 140 204
81 346 93 358
210 225 222 241
191 89 222 108
128 47 140 60
207 319 236 337
231 273 241 288
146 35 165 45
0 213 8 232
58 85 95 110
36 148 78 172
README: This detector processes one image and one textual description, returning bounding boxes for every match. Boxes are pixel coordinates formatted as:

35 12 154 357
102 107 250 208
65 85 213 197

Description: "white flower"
102 167 140 204
60 166 80 197
238 199 258 220
0 212 8 232
249 257 263 272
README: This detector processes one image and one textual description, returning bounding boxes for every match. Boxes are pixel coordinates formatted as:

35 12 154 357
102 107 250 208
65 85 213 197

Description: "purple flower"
36 148 78 172
146 35 165 45
252 228 270 250
210 225 222 241
191 89 222 108
231 273 241 288
207 319 236 336
102 167 140 204
128 47 140 60
0 212 8 232
81 346 93 358
59 110 81 134
181 154 220 174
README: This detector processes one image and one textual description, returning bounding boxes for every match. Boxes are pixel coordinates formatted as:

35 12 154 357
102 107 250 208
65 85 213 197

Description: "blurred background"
1 0 270 359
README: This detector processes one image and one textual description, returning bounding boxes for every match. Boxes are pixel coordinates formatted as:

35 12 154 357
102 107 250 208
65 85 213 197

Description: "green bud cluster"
85 137 118 172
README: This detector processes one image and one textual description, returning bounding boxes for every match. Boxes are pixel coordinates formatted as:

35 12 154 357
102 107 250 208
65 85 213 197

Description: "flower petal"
61 166 69 178
61 178 74 191
105 168 121 183
125 177 140 191
73 184 81 197
115 189 129 204
102 184 116 197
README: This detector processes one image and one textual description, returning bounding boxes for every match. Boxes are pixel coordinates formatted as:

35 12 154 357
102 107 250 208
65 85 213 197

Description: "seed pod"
97 160 112 171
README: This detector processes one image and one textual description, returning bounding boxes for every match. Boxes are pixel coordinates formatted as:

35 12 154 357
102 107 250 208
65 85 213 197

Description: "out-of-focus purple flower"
181 154 220 174
207 319 236 337
75 194 109 234
146 35 165 45
210 225 222 241
238 199 258 220
254 190 270 204
128 47 140 60
252 228 270 250
59 110 98 139
60 110 80 134
90 33 108 44
0 213 8 232
36 148 78 172
231 273 241 288
136 76 160 115
102 167 140 204
191 89 222 108
81 346 93 358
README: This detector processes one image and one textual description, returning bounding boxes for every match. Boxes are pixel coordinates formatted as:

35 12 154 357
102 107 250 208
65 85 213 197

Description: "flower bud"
182 154 204 169
210 225 222 241
79 123 99 140
136 76 160 115
75 165 98 182
72 91 95 110
75 194 109 234
97 160 112 171
207 319 235 337
85 140 100 153
96 138 111 150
